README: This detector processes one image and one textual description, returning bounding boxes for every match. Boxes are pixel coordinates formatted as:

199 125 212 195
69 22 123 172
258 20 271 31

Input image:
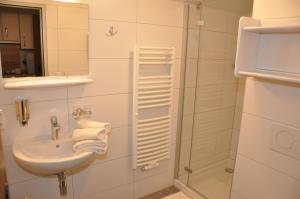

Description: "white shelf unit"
235 17 300 83
3 76 93 89
132 46 175 171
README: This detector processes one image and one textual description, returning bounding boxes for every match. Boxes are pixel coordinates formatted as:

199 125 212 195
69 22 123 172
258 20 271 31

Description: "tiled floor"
139 186 181 199
190 163 233 199
162 192 191 199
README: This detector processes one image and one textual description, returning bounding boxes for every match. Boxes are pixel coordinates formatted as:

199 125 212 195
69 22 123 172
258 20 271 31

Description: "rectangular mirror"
0 0 89 78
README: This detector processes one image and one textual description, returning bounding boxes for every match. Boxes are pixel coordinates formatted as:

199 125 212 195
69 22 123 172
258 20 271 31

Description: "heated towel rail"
132 46 175 171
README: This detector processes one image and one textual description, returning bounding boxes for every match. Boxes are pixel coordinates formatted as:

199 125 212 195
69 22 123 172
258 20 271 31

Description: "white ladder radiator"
132 46 175 171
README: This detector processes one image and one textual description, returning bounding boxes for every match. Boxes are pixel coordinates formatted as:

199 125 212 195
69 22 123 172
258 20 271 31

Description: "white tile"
197 59 225 85
230 129 240 159
193 108 235 137
243 79 300 129
182 88 196 116
89 0 137 22
73 157 133 199
57 5 88 29
134 170 174 199
137 0 184 27
82 183 133 199
178 172 188 185
173 89 180 117
68 94 130 129
46 5 58 28
216 130 232 153
137 24 183 59
238 113 300 180
46 28 58 50
224 60 237 83
171 117 179 145
185 59 198 88
179 139 192 167
9 176 73 199
47 50 59 75
58 51 88 73
232 155 300 199
89 20 136 58
0 79 67 105
174 59 183 89
4 145 38 185
68 59 132 98
181 114 193 141
195 83 237 113
201 6 227 32
230 191 247 199
225 34 237 61
195 84 223 112
186 29 200 59
198 30 226 59
0 100 69 147
226 13 240 34
163 192 191 199
58 29 88 51
188 4 201 29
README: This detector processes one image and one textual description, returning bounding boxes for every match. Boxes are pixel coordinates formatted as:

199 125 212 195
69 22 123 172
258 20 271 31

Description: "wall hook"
106 26 118 37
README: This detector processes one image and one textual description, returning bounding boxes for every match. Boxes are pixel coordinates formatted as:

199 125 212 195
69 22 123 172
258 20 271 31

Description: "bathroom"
0 0 299 199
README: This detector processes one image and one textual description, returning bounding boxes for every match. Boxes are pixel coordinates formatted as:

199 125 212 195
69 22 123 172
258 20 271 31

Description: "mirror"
0 0 89 78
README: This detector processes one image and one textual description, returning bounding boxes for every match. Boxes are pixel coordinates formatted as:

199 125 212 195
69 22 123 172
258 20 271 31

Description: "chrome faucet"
50 116 61 140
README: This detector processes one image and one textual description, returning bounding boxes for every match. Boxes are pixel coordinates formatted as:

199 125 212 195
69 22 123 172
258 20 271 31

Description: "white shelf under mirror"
3 76 93 89
235 17 300 84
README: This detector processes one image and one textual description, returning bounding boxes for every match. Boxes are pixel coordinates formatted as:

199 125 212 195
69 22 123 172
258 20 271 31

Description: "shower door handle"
184 166 193 173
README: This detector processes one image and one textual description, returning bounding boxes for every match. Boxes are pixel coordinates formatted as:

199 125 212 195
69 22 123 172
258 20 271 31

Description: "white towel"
73 136 108 155
72 128 106 142
77 119 112 134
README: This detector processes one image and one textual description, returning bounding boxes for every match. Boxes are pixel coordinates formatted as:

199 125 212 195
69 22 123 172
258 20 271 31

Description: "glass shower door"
177 1 253 199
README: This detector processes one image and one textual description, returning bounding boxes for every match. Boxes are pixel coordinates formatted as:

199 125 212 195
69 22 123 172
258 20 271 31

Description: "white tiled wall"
0 1 184 198
232 78 300 199
231 1 300 199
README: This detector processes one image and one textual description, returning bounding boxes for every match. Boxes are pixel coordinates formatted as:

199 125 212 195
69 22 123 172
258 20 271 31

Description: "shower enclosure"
176 0 253 199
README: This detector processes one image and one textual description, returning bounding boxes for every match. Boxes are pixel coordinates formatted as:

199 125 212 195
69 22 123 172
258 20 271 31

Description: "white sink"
13 134 94 174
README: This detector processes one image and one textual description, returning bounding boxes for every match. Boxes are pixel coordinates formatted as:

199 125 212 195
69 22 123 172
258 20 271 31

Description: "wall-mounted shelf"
235 17 300 84
243 25 300 33
239 70 300 84
3 76 93 89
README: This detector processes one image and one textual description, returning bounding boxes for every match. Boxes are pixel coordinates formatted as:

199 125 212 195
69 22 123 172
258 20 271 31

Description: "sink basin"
13 134 94 174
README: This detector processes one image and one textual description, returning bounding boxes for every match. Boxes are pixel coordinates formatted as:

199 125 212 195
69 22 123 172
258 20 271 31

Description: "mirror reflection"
0 0 89 78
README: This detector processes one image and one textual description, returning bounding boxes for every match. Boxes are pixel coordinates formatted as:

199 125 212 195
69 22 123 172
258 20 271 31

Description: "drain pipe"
57 172 67 196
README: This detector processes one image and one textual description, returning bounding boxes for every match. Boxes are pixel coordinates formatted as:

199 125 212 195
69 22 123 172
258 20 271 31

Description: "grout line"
88 57 182 60
231 190 250 199
89 18 184 29
242 112 300 130
89 18 137 24
237 154 300 183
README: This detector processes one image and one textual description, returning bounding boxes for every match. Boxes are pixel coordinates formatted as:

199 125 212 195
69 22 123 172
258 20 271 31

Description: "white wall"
253 0 300 19
231 0 300 198
0 1 184 199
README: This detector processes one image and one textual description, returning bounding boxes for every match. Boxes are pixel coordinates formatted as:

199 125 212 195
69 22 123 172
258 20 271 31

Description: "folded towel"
73 136 108 155
72 128 106 142
77 119 112 134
